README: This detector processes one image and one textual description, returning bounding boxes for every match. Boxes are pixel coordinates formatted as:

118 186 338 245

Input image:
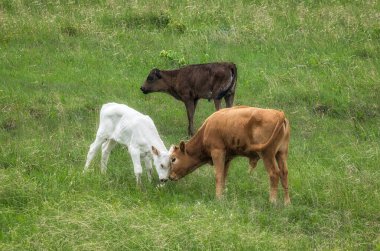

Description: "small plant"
159 49 187 66
102 12 171 30
1 118 17 131
168 20 186 33
61 24 79 37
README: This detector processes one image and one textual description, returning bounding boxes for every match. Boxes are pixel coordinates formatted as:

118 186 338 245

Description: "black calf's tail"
216 64 237 100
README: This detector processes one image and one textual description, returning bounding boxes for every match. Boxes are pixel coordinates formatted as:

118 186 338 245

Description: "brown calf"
169 106 291 205
140 62 237 136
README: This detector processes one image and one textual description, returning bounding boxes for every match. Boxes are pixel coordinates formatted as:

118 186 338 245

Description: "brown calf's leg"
211 149 226 199
276 151 290 205
262 155 280 204
224 159 231 181
248 156 260 174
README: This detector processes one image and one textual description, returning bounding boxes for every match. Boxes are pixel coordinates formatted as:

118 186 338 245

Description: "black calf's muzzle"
140 87 148 94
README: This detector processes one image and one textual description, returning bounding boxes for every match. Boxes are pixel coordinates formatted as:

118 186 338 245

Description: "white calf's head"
152 146 170 182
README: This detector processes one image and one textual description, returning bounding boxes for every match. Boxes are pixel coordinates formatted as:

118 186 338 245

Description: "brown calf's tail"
249 111 286 152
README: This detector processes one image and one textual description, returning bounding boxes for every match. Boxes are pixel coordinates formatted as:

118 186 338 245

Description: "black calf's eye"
171 158 176 163
161 164 164 168
147 76 153 82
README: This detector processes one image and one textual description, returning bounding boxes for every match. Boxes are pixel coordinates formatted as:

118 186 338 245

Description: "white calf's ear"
152 146 160 156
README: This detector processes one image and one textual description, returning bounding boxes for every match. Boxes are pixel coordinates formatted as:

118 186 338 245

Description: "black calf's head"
140 68 165 94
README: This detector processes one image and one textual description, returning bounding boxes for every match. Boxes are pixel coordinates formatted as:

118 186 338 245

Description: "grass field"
1 0 379 250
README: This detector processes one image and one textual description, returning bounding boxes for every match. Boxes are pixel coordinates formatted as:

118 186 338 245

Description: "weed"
159 49 187 66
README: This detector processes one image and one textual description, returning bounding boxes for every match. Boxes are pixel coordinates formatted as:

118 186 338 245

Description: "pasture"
0 0 379 250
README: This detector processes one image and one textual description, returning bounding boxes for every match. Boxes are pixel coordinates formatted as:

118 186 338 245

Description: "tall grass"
1 0 379 250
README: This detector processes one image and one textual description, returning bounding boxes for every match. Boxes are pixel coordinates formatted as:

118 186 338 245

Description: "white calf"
84 103 170 185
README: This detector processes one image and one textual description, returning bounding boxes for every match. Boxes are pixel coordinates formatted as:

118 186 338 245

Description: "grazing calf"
169 106 291 205
84 103 170 185
140 62 237 136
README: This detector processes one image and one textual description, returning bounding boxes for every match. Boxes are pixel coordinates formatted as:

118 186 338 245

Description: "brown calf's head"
168 141 198 181
140 68 166 94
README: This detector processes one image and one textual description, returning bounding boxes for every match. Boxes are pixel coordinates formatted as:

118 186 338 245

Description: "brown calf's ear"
152 146 160 156
169 145 180 154
179 141 186 153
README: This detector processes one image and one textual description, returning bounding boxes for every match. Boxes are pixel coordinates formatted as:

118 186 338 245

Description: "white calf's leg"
100 139 117 174
84 137 105 172
142 155 153 182
129 147 143 186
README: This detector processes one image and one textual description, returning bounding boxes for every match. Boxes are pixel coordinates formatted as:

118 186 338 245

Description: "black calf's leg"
224 93 235 108
184 100 196 136
214 99 222 110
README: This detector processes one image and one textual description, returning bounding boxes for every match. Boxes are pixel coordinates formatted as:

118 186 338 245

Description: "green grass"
1 0 379 250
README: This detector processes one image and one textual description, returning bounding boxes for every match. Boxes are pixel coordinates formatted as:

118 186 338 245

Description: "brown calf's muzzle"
168 162 177 181
169 172 179 181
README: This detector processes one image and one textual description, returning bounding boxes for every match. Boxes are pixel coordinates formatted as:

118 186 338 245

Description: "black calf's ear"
154 68 161 79
179 141 186 153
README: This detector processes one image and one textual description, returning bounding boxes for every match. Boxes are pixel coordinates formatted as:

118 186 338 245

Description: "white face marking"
153 152 170 181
